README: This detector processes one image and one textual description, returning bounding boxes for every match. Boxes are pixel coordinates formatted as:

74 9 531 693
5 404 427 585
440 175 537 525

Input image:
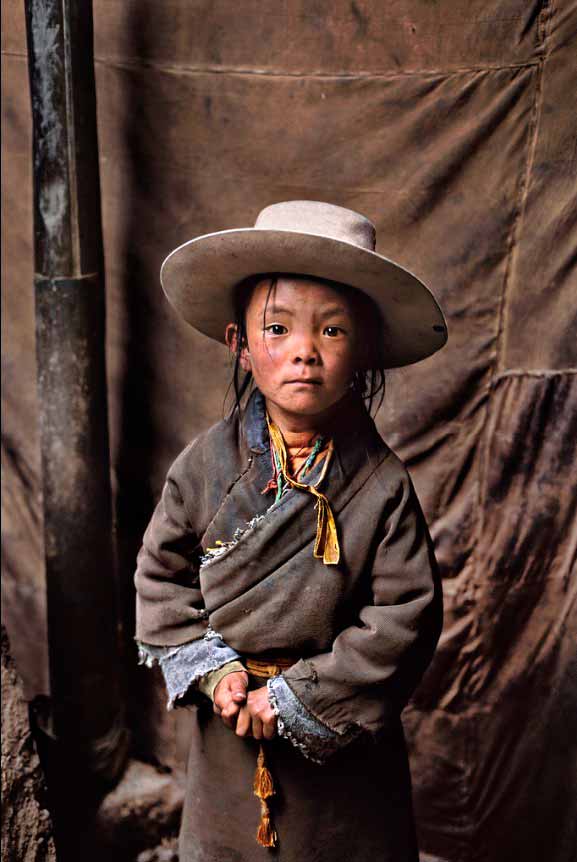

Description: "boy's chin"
265 390 347 418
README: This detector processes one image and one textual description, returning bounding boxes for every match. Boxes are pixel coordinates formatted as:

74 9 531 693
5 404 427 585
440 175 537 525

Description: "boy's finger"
222 700 241 719
235 707 252 737
232 690 247 702
251 716 264 741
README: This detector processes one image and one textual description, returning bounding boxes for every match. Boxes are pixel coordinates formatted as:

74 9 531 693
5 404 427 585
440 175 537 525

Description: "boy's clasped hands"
213 670 277 740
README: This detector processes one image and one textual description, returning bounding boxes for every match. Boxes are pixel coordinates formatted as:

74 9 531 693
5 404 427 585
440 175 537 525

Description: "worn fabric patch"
138 630 241 709
267 675 359 764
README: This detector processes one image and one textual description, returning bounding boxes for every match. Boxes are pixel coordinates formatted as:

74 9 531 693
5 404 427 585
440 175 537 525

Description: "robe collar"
241 386 377 464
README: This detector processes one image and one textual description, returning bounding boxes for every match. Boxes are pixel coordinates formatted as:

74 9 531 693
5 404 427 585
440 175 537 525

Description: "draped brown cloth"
2 2 576 861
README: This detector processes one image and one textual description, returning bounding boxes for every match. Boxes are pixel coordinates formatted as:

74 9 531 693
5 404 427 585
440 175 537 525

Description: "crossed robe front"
135 389 443 862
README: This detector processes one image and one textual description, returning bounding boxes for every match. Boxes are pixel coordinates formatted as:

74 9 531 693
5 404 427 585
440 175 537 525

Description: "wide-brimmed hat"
160 200 447 368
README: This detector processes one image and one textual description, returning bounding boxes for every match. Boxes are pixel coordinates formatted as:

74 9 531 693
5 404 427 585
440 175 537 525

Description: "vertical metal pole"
24 0 127 783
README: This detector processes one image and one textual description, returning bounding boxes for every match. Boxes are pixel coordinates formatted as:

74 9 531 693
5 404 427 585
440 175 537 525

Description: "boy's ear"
225 323 251 371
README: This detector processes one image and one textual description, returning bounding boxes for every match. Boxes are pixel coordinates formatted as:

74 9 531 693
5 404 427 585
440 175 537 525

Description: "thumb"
232 673 248 700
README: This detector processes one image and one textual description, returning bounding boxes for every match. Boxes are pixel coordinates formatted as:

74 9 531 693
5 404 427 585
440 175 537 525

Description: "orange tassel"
256 800 278 848
254 763 275 799
253 744 277 847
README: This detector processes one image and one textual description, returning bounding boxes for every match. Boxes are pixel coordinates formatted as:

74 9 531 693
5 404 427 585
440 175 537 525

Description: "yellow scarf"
266 414 340 565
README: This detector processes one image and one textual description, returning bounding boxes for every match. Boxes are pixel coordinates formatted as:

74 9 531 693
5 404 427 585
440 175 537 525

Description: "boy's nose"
293 342 319 365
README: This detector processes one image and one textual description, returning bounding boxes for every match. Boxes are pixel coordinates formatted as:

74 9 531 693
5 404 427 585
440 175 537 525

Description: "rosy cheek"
251 340 284 369
329 344 351 363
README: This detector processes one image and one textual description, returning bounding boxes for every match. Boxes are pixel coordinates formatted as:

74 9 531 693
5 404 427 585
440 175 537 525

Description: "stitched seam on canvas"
469 0 554 619
491 368 577 384
466 4 555 860
90 55 541 80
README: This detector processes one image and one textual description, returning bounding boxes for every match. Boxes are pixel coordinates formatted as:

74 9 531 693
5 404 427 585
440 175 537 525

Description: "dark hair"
226 273 387 418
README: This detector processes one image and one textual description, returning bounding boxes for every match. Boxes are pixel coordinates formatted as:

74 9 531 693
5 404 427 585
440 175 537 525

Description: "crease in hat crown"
254 201 377 251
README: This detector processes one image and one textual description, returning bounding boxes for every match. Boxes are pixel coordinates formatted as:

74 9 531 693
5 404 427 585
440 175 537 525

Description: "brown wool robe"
135 389 443 862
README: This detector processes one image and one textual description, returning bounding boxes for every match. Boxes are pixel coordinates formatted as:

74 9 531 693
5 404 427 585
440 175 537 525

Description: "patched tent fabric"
2 2 576 860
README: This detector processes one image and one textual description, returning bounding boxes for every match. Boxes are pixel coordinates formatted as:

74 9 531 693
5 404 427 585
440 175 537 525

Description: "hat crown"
254 200 376 251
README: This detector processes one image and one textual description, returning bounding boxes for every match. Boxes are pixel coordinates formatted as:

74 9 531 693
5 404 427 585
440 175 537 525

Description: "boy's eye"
323 326 344 337
265 324 288 336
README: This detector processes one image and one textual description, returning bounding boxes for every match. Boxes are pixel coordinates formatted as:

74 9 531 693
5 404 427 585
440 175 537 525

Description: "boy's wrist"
197 660 247 701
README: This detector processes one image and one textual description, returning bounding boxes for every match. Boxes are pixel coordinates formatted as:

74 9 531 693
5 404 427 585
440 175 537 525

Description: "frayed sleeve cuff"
137 630 241 709
267 676 361 764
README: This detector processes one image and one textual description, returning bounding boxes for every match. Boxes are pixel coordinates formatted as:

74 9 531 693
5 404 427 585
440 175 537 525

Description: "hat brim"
160 228 447 368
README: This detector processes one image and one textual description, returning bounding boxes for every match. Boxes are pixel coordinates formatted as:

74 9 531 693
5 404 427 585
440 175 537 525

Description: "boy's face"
229 276 358 424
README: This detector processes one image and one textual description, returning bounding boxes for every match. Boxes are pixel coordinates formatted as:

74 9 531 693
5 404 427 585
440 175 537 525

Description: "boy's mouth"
285 378 323 386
